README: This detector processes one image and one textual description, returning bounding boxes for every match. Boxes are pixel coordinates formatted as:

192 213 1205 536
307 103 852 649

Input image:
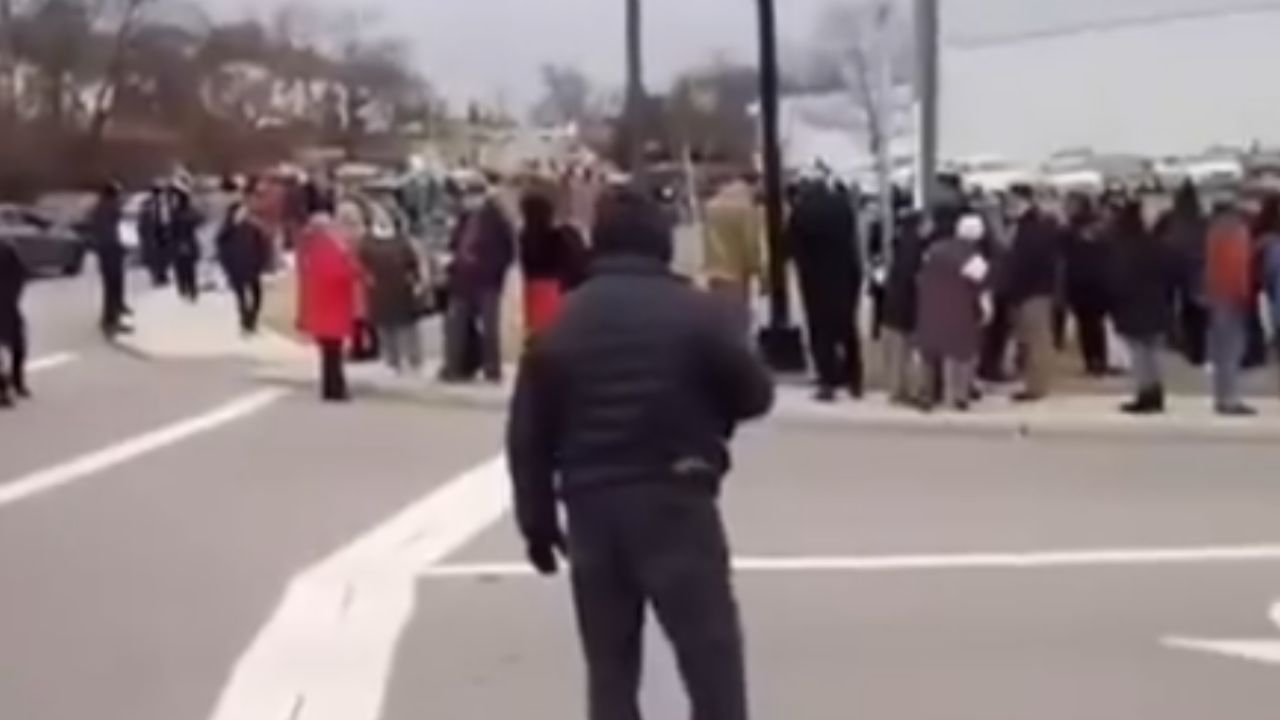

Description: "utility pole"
914 0 940 215
756 0 805 371
624 0 645 173
876 1 896 264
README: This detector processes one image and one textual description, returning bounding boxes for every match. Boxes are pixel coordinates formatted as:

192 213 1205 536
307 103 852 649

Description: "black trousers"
173 256 199 302
1176 297 1208 366
1073 303 1109 375
0 312 25 400
802 287 863 394
99 255 127 332
230 276 263 332
566 484 748 720
318 339 349 401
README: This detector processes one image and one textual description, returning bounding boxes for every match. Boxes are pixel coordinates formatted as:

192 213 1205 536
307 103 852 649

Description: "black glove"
526 530 566 576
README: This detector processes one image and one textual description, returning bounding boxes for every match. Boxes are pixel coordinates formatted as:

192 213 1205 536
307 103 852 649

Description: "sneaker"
1216 404 1258 417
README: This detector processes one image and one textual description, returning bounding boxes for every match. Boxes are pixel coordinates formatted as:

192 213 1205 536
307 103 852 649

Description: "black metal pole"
755 0 805 371
915 0 940 215
624 0 645 172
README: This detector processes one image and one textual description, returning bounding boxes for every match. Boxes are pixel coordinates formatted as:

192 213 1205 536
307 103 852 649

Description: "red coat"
296 220 359 341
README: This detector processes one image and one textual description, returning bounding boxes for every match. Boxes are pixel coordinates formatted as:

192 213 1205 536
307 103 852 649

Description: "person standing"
1159 181 1209 366
702 173 765 332
138 183 172 287
0 235 29 407
1062 194 1113 376
507 187 774 720
170 188 203 303
1259 202 1280 389
360 227 426 375
216 195 272 335
296 188 359 403
90 182 131 337
880 212 928 404
790 178 864 401
519 191 587 339
1204 203 1257 415
915 214 989 411
1003 185 1060 402
441 181 515 383
1109 200 1175 414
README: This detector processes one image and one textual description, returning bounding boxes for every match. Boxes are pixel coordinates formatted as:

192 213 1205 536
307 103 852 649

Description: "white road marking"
28 352 78 373
1164 600 1280 666
419 543 1280 579
209 456 511 720
0 388 286 509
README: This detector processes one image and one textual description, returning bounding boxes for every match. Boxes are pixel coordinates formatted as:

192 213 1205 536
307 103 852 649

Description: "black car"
0 204 88 276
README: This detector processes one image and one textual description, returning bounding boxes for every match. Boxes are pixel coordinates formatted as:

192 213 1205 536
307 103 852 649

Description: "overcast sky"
206 0 1280 158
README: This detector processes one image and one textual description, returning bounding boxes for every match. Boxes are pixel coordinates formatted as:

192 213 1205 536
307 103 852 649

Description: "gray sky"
206 0 1280 158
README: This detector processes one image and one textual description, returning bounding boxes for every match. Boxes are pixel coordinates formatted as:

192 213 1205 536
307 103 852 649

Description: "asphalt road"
2 274 1278 720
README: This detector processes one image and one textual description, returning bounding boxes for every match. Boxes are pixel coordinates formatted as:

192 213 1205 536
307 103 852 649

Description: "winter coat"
296 218 359 342
359 237 422 328
506 254 775 543
702 182 764 285
89 197 125 263
789 182 862 318
449 200 515 295
1002 209 1060 305
1063 223 1112 313
881 226 927 333
519 206 588 289
1109 230 1175 340
1204 214 1254 309
170 202 202 261
1158 211 1208 301
915 237 985 361
216 206 272 282
0 238 27 341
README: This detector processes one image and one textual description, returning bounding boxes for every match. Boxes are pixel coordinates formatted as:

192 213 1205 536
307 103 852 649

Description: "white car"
951 155 1040 195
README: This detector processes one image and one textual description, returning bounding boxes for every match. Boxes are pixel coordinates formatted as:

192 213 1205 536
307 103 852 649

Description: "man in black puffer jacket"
507 186 774 720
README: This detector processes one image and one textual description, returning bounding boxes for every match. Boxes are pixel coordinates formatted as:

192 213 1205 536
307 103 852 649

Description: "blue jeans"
1209 302 1248 408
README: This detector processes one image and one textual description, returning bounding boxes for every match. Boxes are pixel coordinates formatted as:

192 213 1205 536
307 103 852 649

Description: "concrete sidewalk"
121 285 1280 440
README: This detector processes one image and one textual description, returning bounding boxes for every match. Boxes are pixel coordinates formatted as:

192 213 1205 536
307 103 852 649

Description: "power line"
948 1 1280 49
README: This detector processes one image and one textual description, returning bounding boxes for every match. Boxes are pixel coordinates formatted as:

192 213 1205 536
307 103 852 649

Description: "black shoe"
847 386 864 401
814 386 838 403
0 394 12 409
13 385 30 400
1012 390 1045 403
952 400 971 413
1122 387 1164 415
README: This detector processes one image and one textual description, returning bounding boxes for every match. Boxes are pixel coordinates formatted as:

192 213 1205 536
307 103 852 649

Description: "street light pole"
756 0 805 371
624 0 645 172
914 0 940 215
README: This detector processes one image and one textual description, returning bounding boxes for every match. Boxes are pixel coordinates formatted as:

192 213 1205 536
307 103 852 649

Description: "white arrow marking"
1164 600 1280 666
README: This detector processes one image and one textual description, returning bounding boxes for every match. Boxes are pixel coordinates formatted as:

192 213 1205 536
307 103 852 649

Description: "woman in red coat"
296 188 359 402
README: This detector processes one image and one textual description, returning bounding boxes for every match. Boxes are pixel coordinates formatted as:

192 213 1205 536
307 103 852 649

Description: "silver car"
0 204 88 276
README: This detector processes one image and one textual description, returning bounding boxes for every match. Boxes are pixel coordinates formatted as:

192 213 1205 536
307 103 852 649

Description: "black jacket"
882 226 928 332
506 255 775 543
1062 224 1112 312
217 207 271 281
789 183 862 306
0 239 27 340
1003 210 1061 304
1110 230 1176 340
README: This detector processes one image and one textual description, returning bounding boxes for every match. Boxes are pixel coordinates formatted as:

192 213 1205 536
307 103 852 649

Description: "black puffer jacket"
507 248 774 543
0 238 27 341
1003 209 1061 304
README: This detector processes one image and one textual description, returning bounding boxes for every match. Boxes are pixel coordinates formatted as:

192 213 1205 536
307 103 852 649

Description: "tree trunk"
85 0 149 168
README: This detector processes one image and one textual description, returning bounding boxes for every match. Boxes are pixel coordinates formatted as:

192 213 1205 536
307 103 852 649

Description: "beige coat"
702 182 764 286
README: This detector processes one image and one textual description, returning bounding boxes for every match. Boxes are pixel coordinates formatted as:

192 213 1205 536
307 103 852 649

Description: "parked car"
35 190 143 263
0 204 88 276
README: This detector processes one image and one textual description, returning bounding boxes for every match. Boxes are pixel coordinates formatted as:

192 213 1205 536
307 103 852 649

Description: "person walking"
138 183 173 287
880 212 928 405
296 187 360 403
519 191 588 339
216 196 272 335
0 235 29 407
1003 185 1060 402
916 214 990 411
1204 202 1257 416
507 187 774 720
1062 194 1113 376
441 180 515 383
790 178 864 401
90 182 131 337
702 173 765 332
360 226 426 375
170 188 203 303
1109 199 1175 414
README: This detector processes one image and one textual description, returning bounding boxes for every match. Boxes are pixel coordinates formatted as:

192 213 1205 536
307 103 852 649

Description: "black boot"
1122 386 1164 415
